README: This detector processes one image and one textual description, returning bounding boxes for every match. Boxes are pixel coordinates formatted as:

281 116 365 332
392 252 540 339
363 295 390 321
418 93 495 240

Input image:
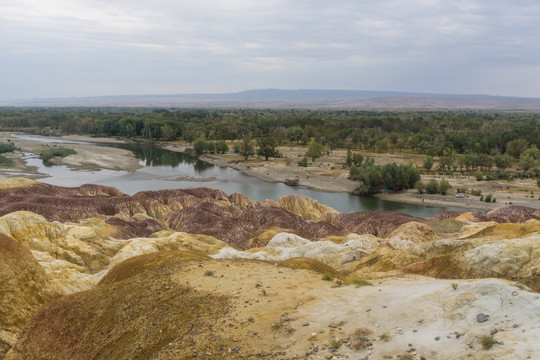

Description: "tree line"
1 108 539 158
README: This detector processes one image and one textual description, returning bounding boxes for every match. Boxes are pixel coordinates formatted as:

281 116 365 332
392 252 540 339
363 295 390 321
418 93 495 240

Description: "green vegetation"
322 273 334 281
256 137 279 160
298 157 308 167
481 335 495 350
1 107 539 180
41 147 77 161
0 141 15 154
0 155 14 167
350 159 420 195
0 141 16 167
379 333 391 341
305 141 324 161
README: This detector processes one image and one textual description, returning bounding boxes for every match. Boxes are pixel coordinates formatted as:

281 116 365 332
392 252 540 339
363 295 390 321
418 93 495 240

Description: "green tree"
305 142 324 162
256 137 279 161
423 156 434 172
518 152 536 171
507 139 529 159
193 138 205 156
215 140 229 154
238 136 255 160
494 153 512 170
439 156 454 171
160 125 176 141
439 178 451 195
349 165 360 179
353 153 364 167
346 149 353 167
426 179 439 194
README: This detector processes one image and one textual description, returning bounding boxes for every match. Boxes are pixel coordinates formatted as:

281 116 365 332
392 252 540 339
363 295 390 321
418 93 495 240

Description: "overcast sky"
1 0 540 100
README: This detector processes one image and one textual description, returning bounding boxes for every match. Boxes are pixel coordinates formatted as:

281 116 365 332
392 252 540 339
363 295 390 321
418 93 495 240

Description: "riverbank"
0 133 538 212
0 133 142 180
162 141 540 211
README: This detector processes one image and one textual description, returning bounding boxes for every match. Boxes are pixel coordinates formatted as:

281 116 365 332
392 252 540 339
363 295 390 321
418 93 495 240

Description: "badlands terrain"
0 178 539 359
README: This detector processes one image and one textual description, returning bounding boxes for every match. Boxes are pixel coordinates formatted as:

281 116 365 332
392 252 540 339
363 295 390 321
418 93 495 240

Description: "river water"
14 134 458 217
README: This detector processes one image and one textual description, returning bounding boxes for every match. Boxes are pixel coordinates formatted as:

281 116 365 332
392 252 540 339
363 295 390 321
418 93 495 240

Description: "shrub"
41 147 76 161
349 165 360 180
379 333 391 342
481 335 495 349
474 170 484 181
439 178 451 195
471 189 482 196
0 142 15 154
484 194 493 203
426 179 439 194
414 180 426 194
322 273 334 281
298 157 308 167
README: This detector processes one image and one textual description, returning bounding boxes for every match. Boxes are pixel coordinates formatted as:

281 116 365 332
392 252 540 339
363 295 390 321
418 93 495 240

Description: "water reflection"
13 134 460 217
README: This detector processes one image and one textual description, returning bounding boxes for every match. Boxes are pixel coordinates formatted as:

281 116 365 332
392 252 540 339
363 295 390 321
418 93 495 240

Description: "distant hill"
3 89 540 110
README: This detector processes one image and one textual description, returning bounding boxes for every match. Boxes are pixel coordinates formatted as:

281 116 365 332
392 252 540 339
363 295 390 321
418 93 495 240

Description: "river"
13 134 460 217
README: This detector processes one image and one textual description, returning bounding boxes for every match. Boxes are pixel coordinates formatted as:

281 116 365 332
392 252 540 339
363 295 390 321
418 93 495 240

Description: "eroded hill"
0 179 539 359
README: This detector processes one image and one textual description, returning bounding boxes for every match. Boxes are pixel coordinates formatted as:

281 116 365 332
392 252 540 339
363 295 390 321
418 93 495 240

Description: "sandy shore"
0 133 142 180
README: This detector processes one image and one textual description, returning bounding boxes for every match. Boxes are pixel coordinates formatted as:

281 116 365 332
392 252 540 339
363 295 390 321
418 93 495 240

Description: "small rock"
435 336 440 341
476 313 489 323
303 322 310 326
512 291 518 296
248 317 255 323
490 329 498 335
284 317 291 321
513 324 519 328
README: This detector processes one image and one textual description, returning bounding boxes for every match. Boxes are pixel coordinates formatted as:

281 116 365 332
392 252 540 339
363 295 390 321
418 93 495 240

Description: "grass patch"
481 335 495 349
351 279 373 287
452 283 458 290
322 273 334 281
0 155 14 167
379 333 391 342
41 147 77 161
203 270 215 276
330 339 342 349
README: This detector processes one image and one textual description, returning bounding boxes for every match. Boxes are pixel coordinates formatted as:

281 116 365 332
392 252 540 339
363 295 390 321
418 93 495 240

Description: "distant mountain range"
3 89 540 110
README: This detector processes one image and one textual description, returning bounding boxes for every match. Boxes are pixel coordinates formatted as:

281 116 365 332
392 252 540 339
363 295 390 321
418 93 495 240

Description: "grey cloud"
1 0 539 100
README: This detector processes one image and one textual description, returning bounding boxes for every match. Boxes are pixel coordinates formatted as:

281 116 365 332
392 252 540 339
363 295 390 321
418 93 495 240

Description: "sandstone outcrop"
277 194 339 221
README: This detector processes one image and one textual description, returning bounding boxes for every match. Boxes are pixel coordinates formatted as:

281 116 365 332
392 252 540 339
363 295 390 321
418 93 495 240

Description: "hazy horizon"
2 1 540 101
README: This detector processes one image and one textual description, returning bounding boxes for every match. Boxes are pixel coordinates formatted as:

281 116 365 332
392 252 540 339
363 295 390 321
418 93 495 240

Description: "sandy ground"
0 133 142 180
177 259 540 360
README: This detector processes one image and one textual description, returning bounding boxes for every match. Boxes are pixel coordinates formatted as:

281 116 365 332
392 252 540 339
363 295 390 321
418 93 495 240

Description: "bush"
481 335 495 349
426 179 439 194
0 142 15 154
41 147 77 161
484 194 493 202
471 189 482 196
298 157 308 167
474 170 484 181
414 180 426 194
439 178 451 195
349 165 360 180
322 273 334 281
